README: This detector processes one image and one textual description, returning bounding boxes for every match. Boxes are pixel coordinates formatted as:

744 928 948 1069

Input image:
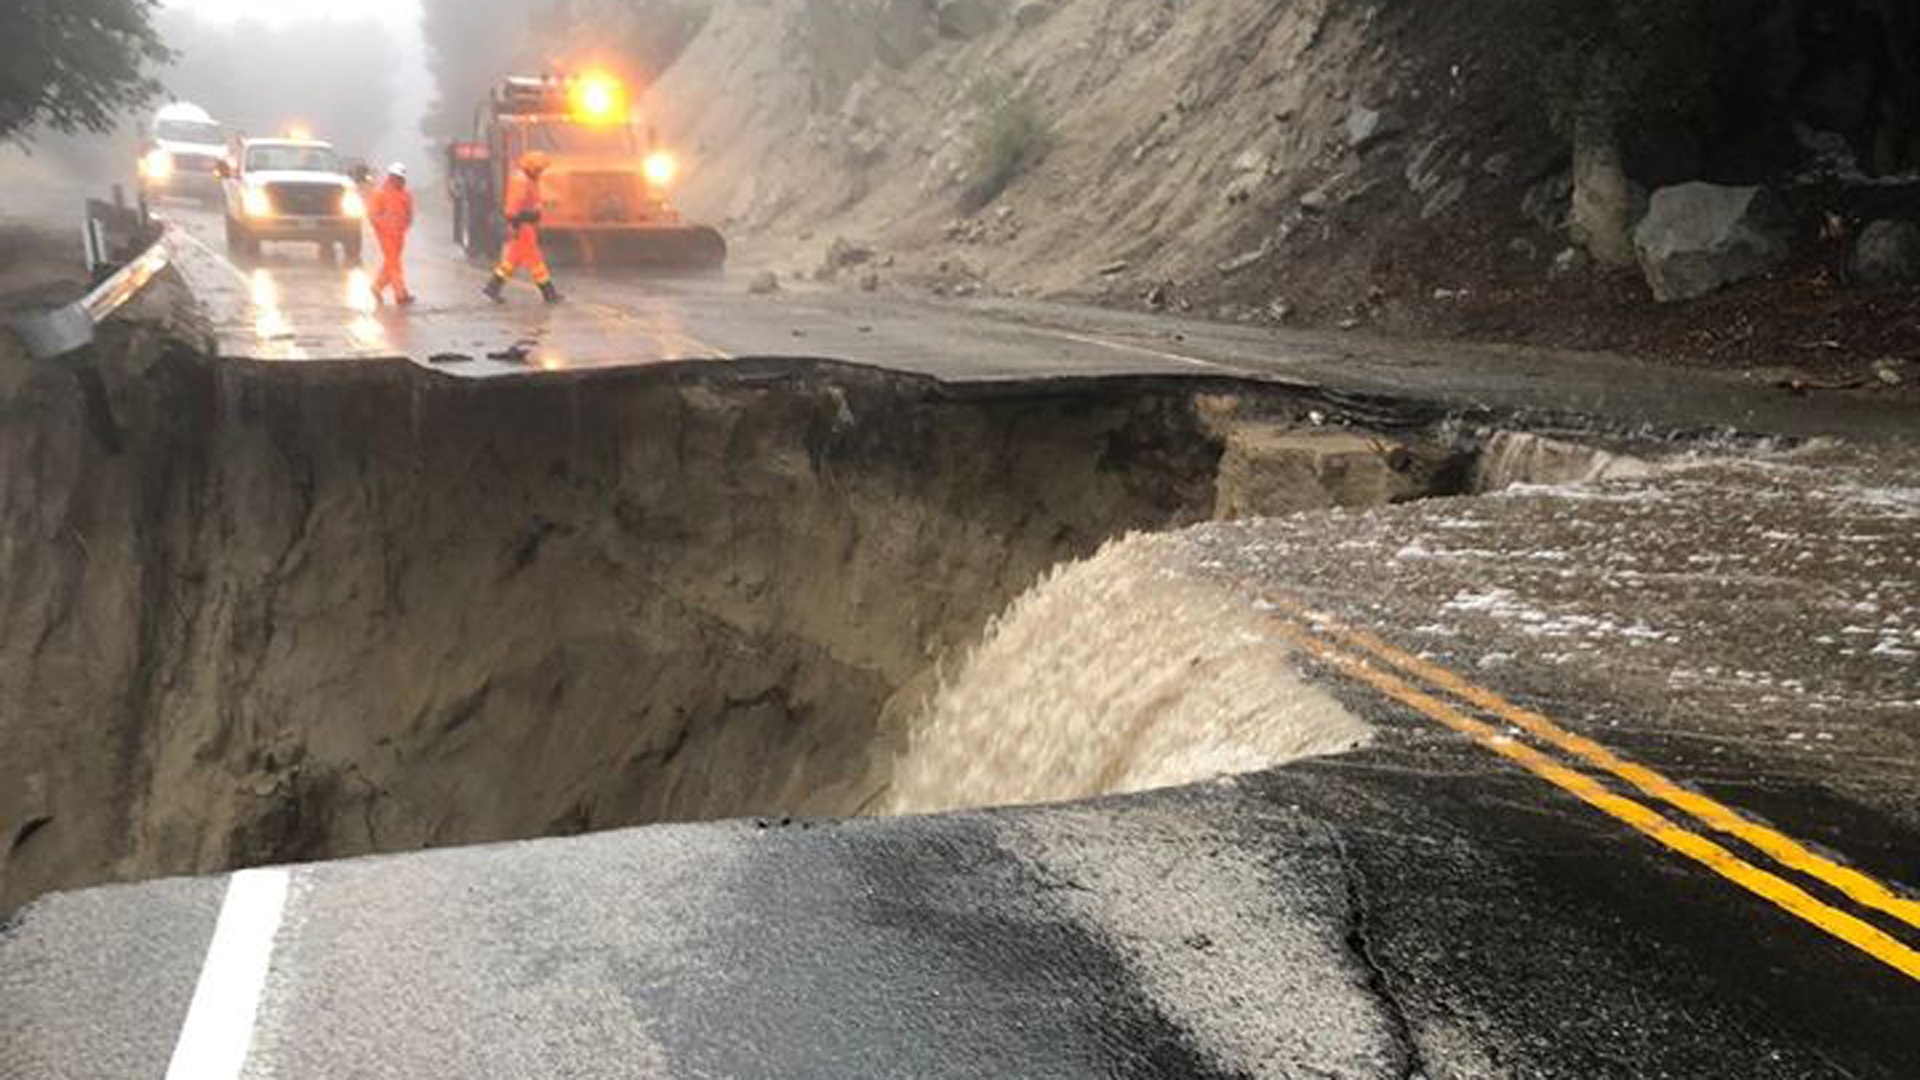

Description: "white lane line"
164 867 292 1080
1019 325 1241 373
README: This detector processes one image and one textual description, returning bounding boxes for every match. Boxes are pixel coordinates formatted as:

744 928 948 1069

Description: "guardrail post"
84 215 106 279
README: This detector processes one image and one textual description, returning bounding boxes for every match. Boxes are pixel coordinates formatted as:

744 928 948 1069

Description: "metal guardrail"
6 193 172 361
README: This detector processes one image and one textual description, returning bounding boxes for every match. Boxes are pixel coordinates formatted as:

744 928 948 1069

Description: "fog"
0 2 435 218
0 0 706 219
156 12 400 163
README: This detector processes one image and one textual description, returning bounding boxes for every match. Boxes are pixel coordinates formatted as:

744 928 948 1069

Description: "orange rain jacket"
498 172 548 275
368 179 413 239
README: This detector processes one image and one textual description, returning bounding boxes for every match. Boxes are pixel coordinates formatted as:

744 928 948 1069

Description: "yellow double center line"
1259 598 1920 982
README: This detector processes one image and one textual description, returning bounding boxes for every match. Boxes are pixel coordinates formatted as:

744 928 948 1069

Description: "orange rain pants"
368 180 414 302
374 231 410 300
494 222 551 285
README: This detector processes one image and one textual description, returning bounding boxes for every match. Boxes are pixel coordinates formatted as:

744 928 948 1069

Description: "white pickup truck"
218 138 366 263
137 102 227 206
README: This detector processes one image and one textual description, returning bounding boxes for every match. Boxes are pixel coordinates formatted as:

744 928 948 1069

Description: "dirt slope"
654 0 1389 295
642 0 1920 378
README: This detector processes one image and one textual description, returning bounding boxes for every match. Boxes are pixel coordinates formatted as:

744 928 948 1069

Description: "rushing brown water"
887 535 1372 814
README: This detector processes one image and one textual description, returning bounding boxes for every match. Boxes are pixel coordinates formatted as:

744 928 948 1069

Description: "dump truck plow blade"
550 225 728 270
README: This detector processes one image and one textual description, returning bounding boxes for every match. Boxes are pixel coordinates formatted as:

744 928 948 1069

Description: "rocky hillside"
628 0 1919 379
650 0 1405 295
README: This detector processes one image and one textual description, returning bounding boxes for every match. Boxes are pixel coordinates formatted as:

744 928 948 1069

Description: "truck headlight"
340 189 366 219
142 149 173 181
643 151 678 188
242 186 273 218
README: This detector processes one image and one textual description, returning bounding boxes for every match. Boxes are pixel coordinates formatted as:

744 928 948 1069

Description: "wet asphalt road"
2 206 1915 1077
1175 439 1920 1075
160 203 1916 442
6 738 1916 1076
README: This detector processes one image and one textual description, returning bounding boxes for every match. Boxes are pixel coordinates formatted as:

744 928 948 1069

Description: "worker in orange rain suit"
483 151 563 304
367 163 416 306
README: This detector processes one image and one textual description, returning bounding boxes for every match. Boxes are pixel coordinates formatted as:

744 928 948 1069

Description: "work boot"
540 281 564 305
482 276 505 304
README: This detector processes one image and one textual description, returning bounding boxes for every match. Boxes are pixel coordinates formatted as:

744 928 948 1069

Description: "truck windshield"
516 123 641 157
246 145 342 173
157 120 223 144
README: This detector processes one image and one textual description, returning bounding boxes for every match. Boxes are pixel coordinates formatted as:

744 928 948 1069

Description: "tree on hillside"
0 0 171 142
1525 0 1754 266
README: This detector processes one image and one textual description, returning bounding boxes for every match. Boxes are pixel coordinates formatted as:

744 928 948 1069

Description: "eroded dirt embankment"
1 324 1510 912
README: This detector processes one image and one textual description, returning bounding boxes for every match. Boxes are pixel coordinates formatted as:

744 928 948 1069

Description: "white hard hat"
387 162 408 178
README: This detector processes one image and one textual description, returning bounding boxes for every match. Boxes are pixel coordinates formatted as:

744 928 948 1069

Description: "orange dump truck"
448 74 725 269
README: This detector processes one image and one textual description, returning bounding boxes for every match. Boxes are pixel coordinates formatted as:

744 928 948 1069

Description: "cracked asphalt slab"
158 203 1914 442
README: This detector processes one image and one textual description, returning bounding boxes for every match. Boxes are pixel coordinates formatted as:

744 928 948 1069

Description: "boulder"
1550 247 1589 279
1345 105 1402 154
825 237 877 270
1850 220 1920 287
1632 184 1791 302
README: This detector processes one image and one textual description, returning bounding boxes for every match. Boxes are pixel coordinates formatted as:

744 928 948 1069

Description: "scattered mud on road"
0 316 1687 911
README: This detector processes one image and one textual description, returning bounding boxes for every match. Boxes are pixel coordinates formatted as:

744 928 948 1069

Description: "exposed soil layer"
0 311 1671 913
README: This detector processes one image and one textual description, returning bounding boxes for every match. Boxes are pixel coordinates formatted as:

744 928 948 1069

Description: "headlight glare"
643 151 678 188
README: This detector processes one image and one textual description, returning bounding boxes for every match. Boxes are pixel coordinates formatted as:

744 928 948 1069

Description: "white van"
138 103 227 204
